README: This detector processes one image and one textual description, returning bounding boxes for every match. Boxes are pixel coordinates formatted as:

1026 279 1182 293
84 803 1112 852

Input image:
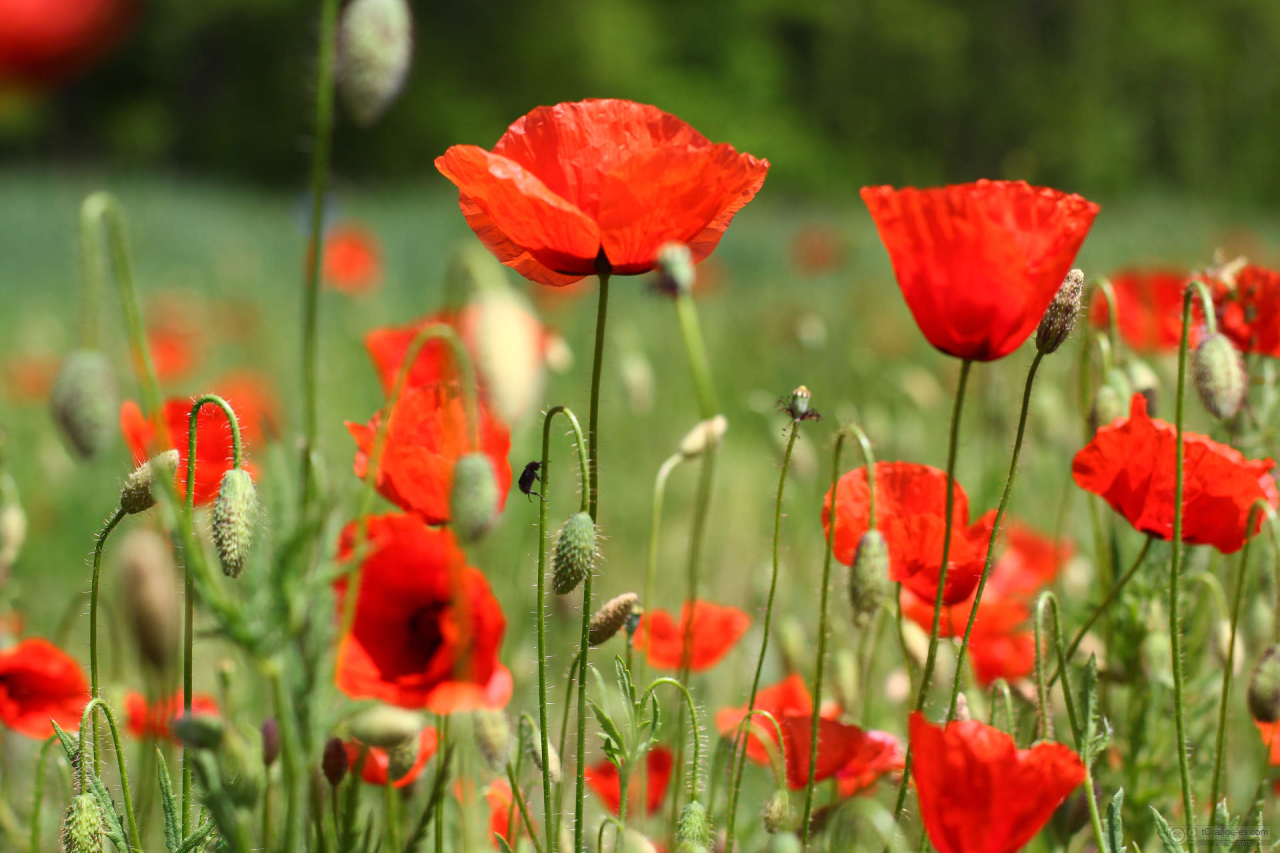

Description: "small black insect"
518 460 543 501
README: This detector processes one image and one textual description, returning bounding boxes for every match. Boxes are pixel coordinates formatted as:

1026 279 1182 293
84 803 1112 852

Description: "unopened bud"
654 243 695 296
589 593 637 647
519 717 561 784
261 718 280 768
386 734 419 782
120 527 179 672
848 530 890 628
1035 269 1084 355
61 793 105 853
1126 358 1160 415
212 468 259 578
449 453 498 545
323 737 349 787
551 511 598 595
336 0 414 126
1249 645 1280 723
625 607 643 644
172 713 225 750
679 415 728 459
349 705 424 748
789 386 812 417
762 789 793 834
473 709 510 772
120 450 179 515
51 350 117 459
1193 332 1247 420
675 801 712 849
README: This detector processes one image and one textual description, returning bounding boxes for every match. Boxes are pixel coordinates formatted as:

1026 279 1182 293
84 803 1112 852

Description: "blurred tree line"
5 0 1280 204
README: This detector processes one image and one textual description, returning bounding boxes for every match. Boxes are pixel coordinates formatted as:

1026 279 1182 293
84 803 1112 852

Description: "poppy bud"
336 0 414 126
1248 645 1280 723
1126 358 1160 415
551 511 598 595
679 415 728 459
0 500 27 571
762 789 793 834
519 718 561 784
767 833 803 853
50 349 117 459
848 530 889 628
323 737 349 787
120 450 179 515
172 713 225 750
1193 332 1247 421
675 801 712 850
1088 368 1132 433
625 607 643 644
261 718 280 768
472 709 510 772
789 385 812 417
954 692 971 722
470 288 545 425
386 734 419 783
120 527 179 672
1035 269 1084 355
61 793 105 853
212 468 259 578
449 453 499 545
589 592 638 646
349 705 424 748
654 242 695 296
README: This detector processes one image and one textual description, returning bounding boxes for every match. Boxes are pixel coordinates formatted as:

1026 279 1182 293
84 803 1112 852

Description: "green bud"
472 709 510 772
120 450 179 515
61 793 105 853
449 453 499 545
849 530 889 628
50 350 117 459
675 801 712 847
589 592 637 647
1249 645 1280 723
349 705 424 748
551 511 597 595
172 713 225 750
1193 332 1247 420
212 468 259 578
336 0 414 126
1035 269 1084 355
655 242 695 296
762 789 793 834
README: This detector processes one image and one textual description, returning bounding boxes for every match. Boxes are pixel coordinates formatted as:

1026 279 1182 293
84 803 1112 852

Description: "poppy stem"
886 358 972 840
724 419 799 851
945 351 1045 721
28 734 57 853
89 508 126 779
640 678 704 799
673 292 720 419
507 762 545 853
987 679 1015 734
587 272 611 519
299 0 340 513
573 565 594 853
265 660 305 853
555 648 584 832
76 698 142 853
641 453 683 691
1086 276 1121 359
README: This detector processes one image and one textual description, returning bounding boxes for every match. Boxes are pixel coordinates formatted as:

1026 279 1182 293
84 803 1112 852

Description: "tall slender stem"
266 661 305 853
506 763 545 853
29 737 57 853
77 699 142 853
641 453 683 692
89 508 125 776
587 272 611 518
572 569 593 852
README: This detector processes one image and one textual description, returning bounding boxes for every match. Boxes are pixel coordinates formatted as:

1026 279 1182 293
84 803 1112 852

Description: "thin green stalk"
384 779 399 853
673 292 719 418
640 678 704 798
641 452 684 693
506 763 545 853
29 736 57 853
89 509 126 776
266 661 305 853
572 565 594 852
988 680 1015 734
587 272 611 518
435 715 449 853
77 698 142 853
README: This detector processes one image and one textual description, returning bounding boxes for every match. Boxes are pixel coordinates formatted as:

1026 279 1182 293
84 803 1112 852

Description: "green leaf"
157 748 180 852
589 699 626 755
90 775 128 853
174 820 217 853
1105 788 1124 853
50 719 79 766
1079 655 1101 764
1151 807 1187 853
495 836 513 853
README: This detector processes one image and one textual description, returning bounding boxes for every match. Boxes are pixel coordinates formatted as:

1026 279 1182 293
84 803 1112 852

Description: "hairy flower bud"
172 713 225 750
473 709 510 772
848 530 889 628
336 0 413 126
120 527 179 672
1193 332 1247 420
679 415 728 459
518 716 561 784
762 789 793 834
61 793 105 853
50 350 117 459
654 242 695 296
449 453 498 545
589 593 637 647
1035 269 1084 355
212 468 259 578
261 718 280 768
1249 645 1280 723
323 737 349 787
551 511 598 595
349 705 424 748
120 449 179 515
675 801 712 849
1126 358 1160 415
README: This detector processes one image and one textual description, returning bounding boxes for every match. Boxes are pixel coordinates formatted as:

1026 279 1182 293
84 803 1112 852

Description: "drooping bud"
1126 358 1160 415
848 530 889 628
468 288 545 424
589 593 637 646
50 350 117 459
386 734 419 783
1248 645 1280 723
1035 269 1084 355
323 737 349 787
678 415 728 459
261 718 280 768
120 527 180 672
336 0 414 126
675 801 712 850
518 716 561 784
654 243 695 296
767 832 803 853
551 511 598 595
762 789 793 834
172 713 225 750
349 705 424 748
61 793 105 853
449 453 498 545
473 709 511 772
1193 332 1247 420
120 450 179 515
211 468 259 578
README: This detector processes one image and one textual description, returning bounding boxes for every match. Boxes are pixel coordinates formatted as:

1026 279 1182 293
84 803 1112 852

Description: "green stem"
266 660 306 853
673 292 719 418
29 737 57 853
506 763 545 853
77 698 142 853
89 509 126 777
587 272 612 518
384 780 399 853
435 715 449 853
572 565 593 852
988 680 1015 733
641 678 704 798
640 453 683 693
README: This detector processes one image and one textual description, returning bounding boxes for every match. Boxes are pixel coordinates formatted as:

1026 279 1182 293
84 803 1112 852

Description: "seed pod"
212 468 259 578
172 713 225 750
551 511 597 595
654 242 695 296
472 709 510 772
1193 332 1247 420
349 705 424 748
336 0 414 126
1249 645 1280 723
261 718 280 768
762 789 793 834
120 527 180 672
1126 358 1160 415
789 385 812 418
518 717 561 784
386 734 419 783
848 530 889 628
1035 269 1084 355
675 801 712 848
679 415 728 459
120 450 179 515
323 737 349 787
50 349 117 459
449 453 498 545
61 793 105 853
589 592 637 646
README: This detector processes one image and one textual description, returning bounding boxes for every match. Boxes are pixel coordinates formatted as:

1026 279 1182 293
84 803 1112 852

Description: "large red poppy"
120 397 256 507
1214 265 1280 359
778 715 903 793
334 513 512 714
1072 394 1278 554
436 99 769 287
124 690 220 742
910 712 1084 853
0 638 89 738
0 0 136 88
346 384 512 526
632 600 749 672
584 746 674 816
344 727 440 788
715 673 813 765
1088 269 1193 352
860 181 1099 362
822 462 988 605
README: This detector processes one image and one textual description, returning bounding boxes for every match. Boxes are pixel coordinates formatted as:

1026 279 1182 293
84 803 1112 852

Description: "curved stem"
640 453 683 692
1087 277 1121 357
29 736 57 853
89 508 126 776
988 680 1015 733
587 272 611 518
641 678 704 799
77 698 142 853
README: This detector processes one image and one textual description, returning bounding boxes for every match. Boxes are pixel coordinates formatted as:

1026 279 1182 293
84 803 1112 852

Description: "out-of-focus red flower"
2 353 58 402
823 461 988 605
1214 265 1280 359
966 632 1038 687
321 224 383 295
0 638 88 738
790 222 846 276
334 513 511 714
715 673 813 765
584 747 674 816
213 370 283 443
124 690 220 741
120 398 254 507
1089 269 1193 352
486 779 514 847
1255 719 1280 793
346 384 512 526
146 320 203 385
910 712 1084 853
0 0 136 89
1073 394 1278 554
633 600 749 672
778 715 903 793
436 99 769 287
860 181 1099 362
345 727 439 788
365 311 466 395
973 519 1071 602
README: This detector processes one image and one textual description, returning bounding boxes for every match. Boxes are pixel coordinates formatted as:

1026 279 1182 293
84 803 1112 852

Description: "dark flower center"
408 602 448 660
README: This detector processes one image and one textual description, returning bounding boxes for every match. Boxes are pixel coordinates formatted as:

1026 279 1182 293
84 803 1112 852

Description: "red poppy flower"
2 353 58 402
124 690 220 741
120 398 254 507
0 0 136 89
212 370 283 443
0 638 89 738
322 224 383 295
345 727 439 788
823 461 987 605
778 715 903 793
146 320 202 385
1089 269 1193 352
486 779 514 847
632 600 749 672
584 746 674 816
1255 720 1280 793
346 384 512 526
1214 265 1280 359
334 513 512 714
1072 394 1278 554
715 673 813 765
860 181 1099 362
967 631 1037 687
436 99 769 287
910 712 1084 853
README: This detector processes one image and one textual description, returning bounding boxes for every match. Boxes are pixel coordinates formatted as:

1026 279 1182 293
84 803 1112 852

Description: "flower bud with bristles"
50 350 117 459
551 511 598 595
212 468 258 578
349 705 424 748
762 789 793 834
61 793 105 853
336 0 413 126
848 530 889 628
1193 332 1247 420
654 242 695 296
472 709 510 772
1249 645 1280 723
675 800 712 850
120 527 179 672
449 453 499 545
323 737 349 787
590 593 637 646
1035 269 1084 355
679 415 728 459
518 716 561 783
120 449 179 515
